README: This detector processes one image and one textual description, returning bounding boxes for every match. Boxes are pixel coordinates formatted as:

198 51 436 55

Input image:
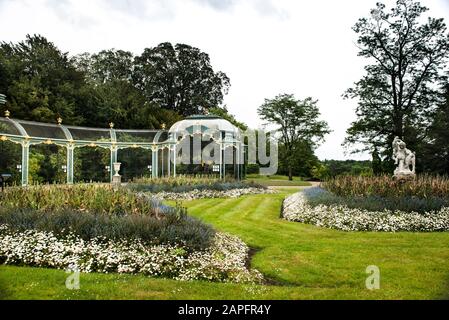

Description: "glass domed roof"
169 114 240 138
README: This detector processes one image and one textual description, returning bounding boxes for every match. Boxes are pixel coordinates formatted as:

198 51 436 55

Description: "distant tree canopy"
420 85 449 175
0 35 84 124
258 94 330 180
209 106 247 131
278 141 321 179
0 35 236 183
0 35 231 129
320 160 373 178
344 0 449 174
134 42 230 116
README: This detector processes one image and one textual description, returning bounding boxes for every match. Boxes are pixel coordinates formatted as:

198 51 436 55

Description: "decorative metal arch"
0 115 244 186
0 116 176 185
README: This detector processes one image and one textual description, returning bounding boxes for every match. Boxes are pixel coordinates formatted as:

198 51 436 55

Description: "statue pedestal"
112 162 122 189
392 137 416 181
112 175 122 184
393 171 416 181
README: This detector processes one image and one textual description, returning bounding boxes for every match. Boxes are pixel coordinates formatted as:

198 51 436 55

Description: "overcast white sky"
1 0 449 160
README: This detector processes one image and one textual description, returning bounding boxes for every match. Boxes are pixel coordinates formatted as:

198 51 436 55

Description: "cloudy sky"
1 0 449 160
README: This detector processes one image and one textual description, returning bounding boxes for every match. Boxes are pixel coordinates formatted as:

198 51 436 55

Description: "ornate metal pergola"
0 111 244 186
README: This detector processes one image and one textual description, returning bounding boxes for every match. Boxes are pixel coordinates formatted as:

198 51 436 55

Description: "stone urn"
112 162 122 186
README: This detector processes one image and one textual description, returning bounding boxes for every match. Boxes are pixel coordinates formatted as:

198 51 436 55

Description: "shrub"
0 184 215 250
246 164 260 174
0 184 155 216
154 187 276 201
0 206 215 250
0 225 263 283
128 176 265 193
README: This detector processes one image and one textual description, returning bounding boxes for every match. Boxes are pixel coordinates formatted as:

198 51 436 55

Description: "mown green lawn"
1 188 449 299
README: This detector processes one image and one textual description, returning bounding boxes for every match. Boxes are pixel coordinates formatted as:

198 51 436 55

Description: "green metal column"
152 146 158 178
21 141 29 186
223 145 226 179
161 148 164 177
110 146 118 182
67 144 74 184
173 145 177 178
172 133 177 178
237 144 240 181
219 143 223 180
167 146 171 176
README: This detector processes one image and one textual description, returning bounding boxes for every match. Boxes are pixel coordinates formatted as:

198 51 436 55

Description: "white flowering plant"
0 225 263 283
152 187 276 201
0 184 264 283
282 187 449 232
128 176 267 194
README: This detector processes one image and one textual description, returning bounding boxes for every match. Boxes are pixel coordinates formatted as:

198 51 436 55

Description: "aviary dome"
169 114 241 139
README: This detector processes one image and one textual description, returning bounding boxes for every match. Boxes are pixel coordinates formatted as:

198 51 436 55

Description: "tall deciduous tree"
209 106 248 131
344 0 449 164
421 84 449 174
258 94 330 180
0 34 85 123
72 49 181 129
0 35 232 182
73 49 134 84
134 42 230 116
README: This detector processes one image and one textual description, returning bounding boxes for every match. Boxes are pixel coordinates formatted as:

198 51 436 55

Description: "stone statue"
392 136 416 179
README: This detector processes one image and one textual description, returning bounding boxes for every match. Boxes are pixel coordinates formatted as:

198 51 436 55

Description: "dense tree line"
0 34 230 128
0 35 231 183
419 85 449 174
312 160 373 180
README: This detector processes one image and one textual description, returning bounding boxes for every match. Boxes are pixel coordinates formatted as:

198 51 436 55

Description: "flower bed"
128 176 266 194
152 188 276 201
0 184 155 216
0 184 266 283
303 186 449 213
323 175 449 199
282 188 449 232
0 225 263 283
0 185 215 250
